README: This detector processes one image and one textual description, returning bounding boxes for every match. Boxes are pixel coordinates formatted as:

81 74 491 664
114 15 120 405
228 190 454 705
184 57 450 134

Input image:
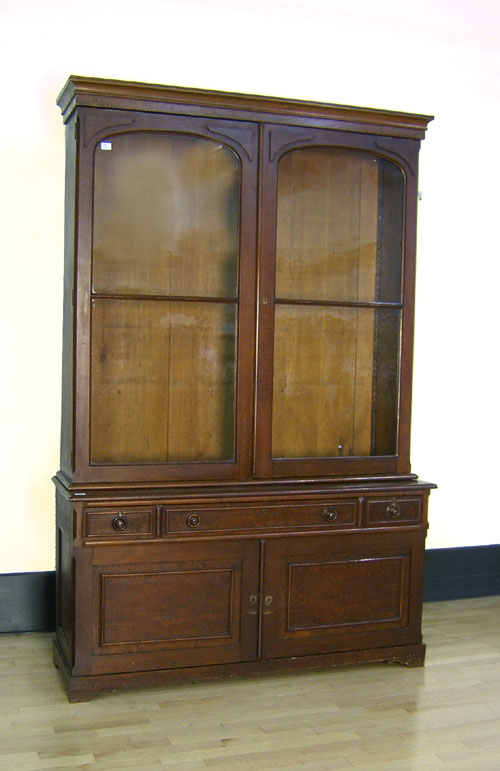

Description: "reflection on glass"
90 299 236 463
271 305 400 459
275 148 404 304
92 133 240 298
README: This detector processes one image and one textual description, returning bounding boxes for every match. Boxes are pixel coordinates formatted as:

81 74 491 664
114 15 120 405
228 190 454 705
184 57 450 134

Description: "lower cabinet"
54 486 431 700
59 530 424 694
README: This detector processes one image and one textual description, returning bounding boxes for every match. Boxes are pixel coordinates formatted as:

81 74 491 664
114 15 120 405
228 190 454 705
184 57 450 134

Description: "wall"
1 0 499 573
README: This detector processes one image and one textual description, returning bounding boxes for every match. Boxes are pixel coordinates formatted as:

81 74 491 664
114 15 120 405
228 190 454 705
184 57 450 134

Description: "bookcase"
53 76 434 701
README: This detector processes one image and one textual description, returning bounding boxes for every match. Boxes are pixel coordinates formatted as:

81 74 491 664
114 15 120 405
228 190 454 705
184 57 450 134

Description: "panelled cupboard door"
260 532 425 659
72 110 258 483
74 539 260 676
254 124 420 479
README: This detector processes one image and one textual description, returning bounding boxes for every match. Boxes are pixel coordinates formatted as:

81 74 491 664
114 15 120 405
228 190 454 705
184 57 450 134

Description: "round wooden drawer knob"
111 514 128 532
186 513 202 528
323 508 338 523
386 503 401 519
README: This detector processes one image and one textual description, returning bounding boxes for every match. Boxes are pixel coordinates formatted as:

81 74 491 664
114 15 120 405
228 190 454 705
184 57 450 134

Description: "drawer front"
165 501 357 535
85 507 157 539
366 497 422 526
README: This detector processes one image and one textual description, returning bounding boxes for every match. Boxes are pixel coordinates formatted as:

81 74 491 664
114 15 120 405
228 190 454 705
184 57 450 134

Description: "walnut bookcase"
53 76 435 701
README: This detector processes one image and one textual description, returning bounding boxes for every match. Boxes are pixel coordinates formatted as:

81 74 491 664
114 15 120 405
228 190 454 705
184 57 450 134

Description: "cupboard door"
261 532 425 659
74 539 260 676
255 125 418 478
73 111 258 482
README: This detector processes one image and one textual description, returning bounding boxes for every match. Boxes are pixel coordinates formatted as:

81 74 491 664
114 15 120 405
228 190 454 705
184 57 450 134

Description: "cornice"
57 76 433 139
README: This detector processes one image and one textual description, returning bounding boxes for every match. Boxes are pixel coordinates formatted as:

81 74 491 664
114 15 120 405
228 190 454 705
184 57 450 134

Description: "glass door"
254 127 410 478
74 113 258 482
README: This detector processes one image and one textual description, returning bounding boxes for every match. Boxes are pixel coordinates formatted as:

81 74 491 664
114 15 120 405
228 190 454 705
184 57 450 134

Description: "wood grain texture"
90 300 236 463
1 597 498 769
272 306 376 458
275 149 379 304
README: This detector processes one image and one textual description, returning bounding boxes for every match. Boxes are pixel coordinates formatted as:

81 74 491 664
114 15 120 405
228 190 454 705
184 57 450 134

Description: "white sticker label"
100 141 112 151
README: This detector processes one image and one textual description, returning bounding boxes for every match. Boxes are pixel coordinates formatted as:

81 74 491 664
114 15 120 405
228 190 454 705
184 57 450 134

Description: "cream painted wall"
1 0 499 572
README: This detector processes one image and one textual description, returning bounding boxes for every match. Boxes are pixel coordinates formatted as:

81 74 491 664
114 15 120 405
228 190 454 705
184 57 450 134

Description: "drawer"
165 501 357 534
85 507 157 539
365 497 422 526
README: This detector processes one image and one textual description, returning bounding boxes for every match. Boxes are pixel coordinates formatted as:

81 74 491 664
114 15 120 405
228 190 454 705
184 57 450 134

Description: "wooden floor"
1 597 499 770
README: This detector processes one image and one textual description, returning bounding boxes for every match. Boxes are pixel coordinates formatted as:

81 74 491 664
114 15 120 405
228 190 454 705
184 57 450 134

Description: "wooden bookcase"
53 76 435 701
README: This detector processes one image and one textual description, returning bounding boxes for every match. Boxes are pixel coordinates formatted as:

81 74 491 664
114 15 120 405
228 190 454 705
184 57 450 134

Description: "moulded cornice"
57 75 433 139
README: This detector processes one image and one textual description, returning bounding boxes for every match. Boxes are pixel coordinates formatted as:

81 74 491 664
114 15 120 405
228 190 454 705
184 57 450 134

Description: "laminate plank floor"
0 597 499 770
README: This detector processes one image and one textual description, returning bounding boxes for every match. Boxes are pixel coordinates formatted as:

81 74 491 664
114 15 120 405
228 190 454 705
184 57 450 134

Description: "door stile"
256 537 266 659
253 125 278 478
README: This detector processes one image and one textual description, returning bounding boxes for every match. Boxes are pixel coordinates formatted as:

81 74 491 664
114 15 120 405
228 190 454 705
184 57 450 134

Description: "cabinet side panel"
55 491 74 666
60 116 78 476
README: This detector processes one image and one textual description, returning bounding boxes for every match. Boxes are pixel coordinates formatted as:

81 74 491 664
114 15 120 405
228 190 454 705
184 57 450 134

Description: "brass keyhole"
263 595 274 615
247 594 258 615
